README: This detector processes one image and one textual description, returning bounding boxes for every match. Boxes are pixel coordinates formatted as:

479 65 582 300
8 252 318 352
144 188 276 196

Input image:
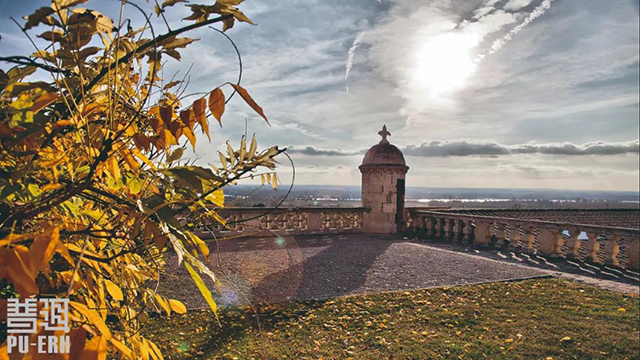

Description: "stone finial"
378 124 391 144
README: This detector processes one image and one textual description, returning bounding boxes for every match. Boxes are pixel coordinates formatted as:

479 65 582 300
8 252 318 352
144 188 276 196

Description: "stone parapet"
406 208 640 271
194 207 370 239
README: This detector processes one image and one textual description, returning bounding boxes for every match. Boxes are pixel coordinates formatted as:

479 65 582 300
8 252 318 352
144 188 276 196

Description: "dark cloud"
405 141 640 157
287 146 363 156
289 141 639 157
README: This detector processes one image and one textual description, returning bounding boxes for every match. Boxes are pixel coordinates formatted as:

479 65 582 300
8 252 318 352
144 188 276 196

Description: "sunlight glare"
414 32 479 95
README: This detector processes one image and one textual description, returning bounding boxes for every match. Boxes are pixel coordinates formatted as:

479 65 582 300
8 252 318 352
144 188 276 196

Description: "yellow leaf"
192 98 209 140
206 189 224 207
559 336 572 342
230 84 268 124
70 301 112 340
184 262 217 317
168 299 187 314
146 339 164 360
109 338 133 359
155 294 171 316
105 280 124 301
208 88 225 125
187 231 209 257
107 156 121 181
618 307 626 312
131 148 158 171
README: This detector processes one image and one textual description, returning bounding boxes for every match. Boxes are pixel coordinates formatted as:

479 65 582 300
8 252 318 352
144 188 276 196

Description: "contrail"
488 0 555 54
473 0 501 19
345 30 365 83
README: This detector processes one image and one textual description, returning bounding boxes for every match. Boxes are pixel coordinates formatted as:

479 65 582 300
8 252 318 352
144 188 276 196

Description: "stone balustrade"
406 209 640 271
195 207 370 239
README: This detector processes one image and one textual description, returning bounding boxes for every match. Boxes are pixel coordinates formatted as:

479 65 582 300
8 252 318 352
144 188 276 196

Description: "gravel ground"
158 234 553 309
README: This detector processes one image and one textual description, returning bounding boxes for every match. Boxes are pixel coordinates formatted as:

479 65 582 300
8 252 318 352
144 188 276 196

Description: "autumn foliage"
0 0 279 358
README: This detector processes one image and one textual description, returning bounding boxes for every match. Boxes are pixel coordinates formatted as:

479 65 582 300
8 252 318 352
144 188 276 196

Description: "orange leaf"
183 127 196 151
29 226 60 277
133 134 151 152
81 335 108 360
55 241 75 266
32 92 59 113
169 120 183 140
192 98 209 140
69 327 87 360
122 149 140 172
6 246 38 297
180 109 195 131
159 106 173 127
230 84 268 124
208 88 225 125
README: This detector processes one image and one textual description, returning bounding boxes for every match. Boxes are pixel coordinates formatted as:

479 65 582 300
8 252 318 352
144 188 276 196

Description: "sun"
413 32 479 96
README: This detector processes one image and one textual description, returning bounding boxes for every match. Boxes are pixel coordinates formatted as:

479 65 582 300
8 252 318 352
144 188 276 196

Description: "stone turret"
359 125 409 234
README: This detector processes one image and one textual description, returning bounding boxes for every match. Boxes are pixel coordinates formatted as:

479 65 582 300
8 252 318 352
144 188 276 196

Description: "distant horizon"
225 183 640 194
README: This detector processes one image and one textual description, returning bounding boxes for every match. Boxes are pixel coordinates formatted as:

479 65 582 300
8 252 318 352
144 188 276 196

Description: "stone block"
371 213 389 223
382 203 395 214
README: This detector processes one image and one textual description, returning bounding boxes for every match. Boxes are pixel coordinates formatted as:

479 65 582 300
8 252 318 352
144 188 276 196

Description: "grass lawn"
145 278 639 360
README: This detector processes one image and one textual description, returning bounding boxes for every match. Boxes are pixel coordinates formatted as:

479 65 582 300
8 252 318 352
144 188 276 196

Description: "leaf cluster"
0 0 279 358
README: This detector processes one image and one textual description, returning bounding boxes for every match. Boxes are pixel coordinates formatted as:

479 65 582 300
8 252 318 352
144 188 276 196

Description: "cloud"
504 0 536 11
403 140 640 157
473 0 502 19
488 0 556 55
271 120 326 140
289 141 640 158
287 146 363 156
345 26 367 82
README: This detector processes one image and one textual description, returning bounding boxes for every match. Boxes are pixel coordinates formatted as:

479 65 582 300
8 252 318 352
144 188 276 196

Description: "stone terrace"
159 232 639 310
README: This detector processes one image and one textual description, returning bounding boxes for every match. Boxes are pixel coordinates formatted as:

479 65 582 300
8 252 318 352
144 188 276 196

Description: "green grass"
145 279 639 359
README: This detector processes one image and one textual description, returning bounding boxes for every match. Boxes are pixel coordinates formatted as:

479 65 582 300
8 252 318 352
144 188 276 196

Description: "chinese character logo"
6 298 70 354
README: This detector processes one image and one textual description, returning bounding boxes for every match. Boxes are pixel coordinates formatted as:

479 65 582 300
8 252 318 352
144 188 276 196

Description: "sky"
1 0 639 191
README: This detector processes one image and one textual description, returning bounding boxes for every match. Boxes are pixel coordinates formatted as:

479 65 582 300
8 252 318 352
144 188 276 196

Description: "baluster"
552 230 565 259
426 217 436 237
509 226 522 250
537 228 558 256
435 218 444 238
585 232 600 264
443 218 453 241
453 219 463 242
603 235 620 267
410 214 416 233
494 224 507 249
627 238 639 271
462 220 473 243
523 228 536 253
566 230 581 260
474 222 492 247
